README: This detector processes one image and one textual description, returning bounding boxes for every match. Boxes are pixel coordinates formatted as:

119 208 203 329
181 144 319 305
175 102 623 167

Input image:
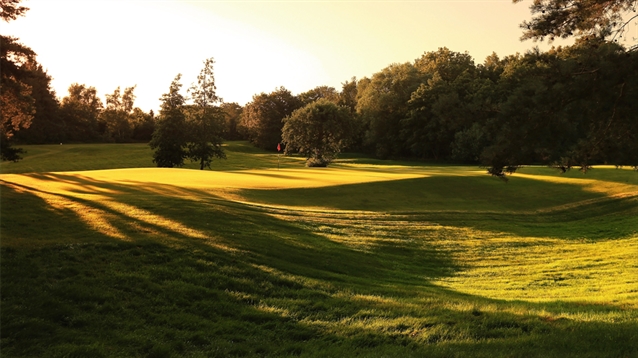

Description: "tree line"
3 0 636 176
239 41 637 174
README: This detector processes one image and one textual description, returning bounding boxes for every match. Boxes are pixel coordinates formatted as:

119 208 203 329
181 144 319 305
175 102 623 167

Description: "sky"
3 0 578 113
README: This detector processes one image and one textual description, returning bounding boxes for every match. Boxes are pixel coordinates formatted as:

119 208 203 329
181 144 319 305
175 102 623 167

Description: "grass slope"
1 142 637 357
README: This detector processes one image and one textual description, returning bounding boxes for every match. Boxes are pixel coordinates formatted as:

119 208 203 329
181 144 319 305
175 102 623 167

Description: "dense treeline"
238 42 637 174
8 76 245 147
7 42 637 175
352 43 638 175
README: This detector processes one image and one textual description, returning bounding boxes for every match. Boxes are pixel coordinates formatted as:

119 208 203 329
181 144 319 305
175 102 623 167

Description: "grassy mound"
1 142 637 357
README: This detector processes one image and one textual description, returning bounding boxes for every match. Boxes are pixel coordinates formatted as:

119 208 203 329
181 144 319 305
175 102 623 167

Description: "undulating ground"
1 142 637 357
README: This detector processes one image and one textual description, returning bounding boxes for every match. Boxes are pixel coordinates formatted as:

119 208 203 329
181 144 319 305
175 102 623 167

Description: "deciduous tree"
220 102 243 140
241 87 302 150
0 0 34 160
131 108 155 142
99 86 137 142
282 99 355 167
186 58 226 170
355 62 423 158
13 62 63 144
297 85 339 106
59 84 103 141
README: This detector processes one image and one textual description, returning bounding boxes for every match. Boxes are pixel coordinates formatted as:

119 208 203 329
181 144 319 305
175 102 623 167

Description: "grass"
1 142 637 357
0 141 304 174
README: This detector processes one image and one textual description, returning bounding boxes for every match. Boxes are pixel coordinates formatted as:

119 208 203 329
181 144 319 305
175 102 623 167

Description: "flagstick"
278 153 280 170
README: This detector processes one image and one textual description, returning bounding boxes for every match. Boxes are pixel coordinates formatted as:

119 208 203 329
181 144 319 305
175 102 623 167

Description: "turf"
1 142 637 357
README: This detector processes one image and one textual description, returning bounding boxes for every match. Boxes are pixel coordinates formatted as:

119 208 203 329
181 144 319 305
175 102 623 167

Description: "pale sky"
3 0 576 113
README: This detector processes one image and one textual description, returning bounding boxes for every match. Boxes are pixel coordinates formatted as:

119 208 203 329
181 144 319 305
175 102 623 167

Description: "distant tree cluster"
0 0 244 162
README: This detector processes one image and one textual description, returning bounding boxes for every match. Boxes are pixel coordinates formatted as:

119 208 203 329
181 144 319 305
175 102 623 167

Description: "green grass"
1 143 637 357
0 141 304 174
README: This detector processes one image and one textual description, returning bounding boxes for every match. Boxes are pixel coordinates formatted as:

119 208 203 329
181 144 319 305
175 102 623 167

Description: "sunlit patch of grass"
433 235 638 307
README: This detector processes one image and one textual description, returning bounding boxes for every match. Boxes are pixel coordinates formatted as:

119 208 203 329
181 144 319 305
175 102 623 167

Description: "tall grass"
1 143 637 357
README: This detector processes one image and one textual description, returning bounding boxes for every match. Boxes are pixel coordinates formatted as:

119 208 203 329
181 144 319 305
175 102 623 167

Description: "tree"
404 48 478 160
514 0 638 49
13 62 64 144
220 102 244 140
297 85 339 106
99 85 136 142
240 87 302 150
149 74 188 167
337 77 359 113
186 58 226 170
282 99 355 167
131 108 155 142
1 0 34 160
480 42 638 177
59 84 103 141
355 62 424 158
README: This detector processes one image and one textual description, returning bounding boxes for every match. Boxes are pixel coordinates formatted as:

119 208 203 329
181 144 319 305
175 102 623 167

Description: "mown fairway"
1 142 637 357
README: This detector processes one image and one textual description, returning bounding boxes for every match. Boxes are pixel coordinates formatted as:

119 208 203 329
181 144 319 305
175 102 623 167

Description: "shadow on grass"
236 174 638 240
1 175 637 357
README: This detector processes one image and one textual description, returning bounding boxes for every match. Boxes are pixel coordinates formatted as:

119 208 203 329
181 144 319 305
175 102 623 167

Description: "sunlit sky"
4 0 575 113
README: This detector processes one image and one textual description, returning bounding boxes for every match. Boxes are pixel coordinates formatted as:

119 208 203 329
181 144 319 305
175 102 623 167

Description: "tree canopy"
149 74 188 168
0 1 35 160
185 58 226 170
149 58 227 169
514 0 638 49
282 99 355 167
240 87 302 150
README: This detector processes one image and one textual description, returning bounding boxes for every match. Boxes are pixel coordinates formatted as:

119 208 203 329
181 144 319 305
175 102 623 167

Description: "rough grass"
1 142 637 357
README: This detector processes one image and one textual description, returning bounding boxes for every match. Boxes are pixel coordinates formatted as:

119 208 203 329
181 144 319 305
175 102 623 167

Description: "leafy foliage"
220 102 244 140
59 84 104 142
349 43 636 177
297 85 339 106
514 0 638 48
149 74 188 167
12 63 63 144
185 58 226 170
483 41 638 176
0 0 28 22
184 106 226 170
0 35 35 161
356 62 424 158
282 99 355 167
99 86 137 142
149 59 227 170
240 87 302 150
